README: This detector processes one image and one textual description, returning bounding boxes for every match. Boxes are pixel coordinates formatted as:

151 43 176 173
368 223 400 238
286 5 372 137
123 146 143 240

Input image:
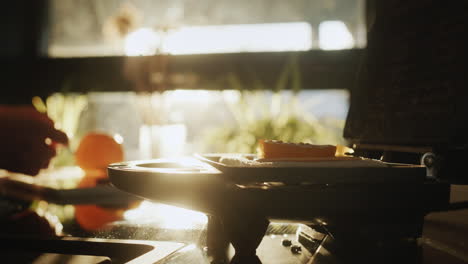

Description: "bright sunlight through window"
318 20 355 50
124 22 312 56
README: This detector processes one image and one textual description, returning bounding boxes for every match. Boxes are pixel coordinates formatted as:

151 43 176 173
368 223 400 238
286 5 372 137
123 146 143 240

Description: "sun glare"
125 28 160 56
124 201 207 230
124 22 312 56
318 20 355 50
113 133 124 144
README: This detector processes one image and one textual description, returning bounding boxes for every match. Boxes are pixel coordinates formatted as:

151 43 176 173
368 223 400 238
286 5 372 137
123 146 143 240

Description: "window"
47 0 365 57
45 89 348 161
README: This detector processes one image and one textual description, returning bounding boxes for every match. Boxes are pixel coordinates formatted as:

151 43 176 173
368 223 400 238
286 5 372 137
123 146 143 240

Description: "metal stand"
207 213 269 264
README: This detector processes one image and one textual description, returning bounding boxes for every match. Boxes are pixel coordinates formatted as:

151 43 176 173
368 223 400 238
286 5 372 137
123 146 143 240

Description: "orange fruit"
74 173 124 231
75 132 124 171
73 132 129 231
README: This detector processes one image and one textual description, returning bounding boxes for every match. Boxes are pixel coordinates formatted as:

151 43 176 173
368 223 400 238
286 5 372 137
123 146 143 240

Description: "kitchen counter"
2 167 468 263
118 186 468 264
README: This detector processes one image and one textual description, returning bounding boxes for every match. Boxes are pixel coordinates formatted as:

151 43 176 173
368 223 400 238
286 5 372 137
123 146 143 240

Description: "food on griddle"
216 141 378 167
257 140 337 159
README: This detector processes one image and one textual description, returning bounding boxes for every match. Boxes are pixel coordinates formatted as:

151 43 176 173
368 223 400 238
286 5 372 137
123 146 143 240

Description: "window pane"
49 89 348 161
47 0 365 57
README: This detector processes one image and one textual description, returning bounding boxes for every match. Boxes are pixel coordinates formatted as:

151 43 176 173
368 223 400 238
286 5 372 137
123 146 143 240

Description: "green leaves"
204 55 344 154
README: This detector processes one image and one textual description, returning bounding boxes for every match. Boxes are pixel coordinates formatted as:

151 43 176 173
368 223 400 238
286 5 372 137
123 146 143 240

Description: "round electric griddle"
108 154 428 220
108 154 438 264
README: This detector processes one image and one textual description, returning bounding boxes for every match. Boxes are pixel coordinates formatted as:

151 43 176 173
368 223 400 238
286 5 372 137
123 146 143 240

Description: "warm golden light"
139 124 187 159
125 22 312 56
162 22 312 54
123 201 207 229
